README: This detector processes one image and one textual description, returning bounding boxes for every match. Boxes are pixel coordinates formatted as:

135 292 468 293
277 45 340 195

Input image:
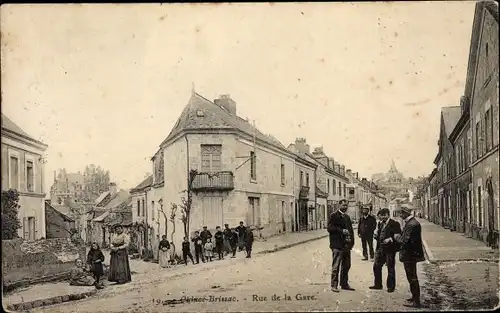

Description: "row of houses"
128 90 388 257
416 1 499 247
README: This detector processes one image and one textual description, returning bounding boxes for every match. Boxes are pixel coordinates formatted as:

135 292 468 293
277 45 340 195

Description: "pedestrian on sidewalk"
214 226 225 260
229 228 239 258
182 237 195 265
235 221 247 252
394 206 425 308
108 225 132 285
204 238 214 262
369 208 401 293
200 226 212 256
158 235 171 268
192 231 205 264
358 206 377 261
327 199 355 293
87 242 105 289
245 227 255 258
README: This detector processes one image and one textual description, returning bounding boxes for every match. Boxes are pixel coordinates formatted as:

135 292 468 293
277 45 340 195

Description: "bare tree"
169 203 178 256
179 169 198 239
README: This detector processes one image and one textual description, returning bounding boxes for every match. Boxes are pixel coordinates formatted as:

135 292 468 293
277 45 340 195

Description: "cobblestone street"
33 237 428 312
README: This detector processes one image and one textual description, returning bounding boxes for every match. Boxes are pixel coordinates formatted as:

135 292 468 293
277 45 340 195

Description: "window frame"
25 155 36 193
8 149 21 191
201 144 222 172
250 151 256 180
280 163 285 186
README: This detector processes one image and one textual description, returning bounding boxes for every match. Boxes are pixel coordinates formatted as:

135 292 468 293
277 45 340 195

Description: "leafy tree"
1 189 22 239
82 164 111 202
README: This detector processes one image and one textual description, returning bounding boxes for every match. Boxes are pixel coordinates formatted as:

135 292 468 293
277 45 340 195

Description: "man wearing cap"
200 226 212 256
327 199 355 292
393 206 425 308
369 208 401 293
358 206 377 261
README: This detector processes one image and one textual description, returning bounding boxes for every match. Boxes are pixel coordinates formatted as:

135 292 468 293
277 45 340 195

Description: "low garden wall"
2 238 86 291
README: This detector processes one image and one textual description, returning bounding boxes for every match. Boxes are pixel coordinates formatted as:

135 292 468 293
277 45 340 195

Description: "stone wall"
2 238 86 290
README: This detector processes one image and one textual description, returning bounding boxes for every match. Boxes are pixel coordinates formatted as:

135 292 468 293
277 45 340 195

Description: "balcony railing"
191 171 234 192
299 186 310 199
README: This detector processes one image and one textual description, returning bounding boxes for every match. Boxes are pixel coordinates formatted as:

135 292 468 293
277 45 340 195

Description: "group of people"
158 221 256 267
69 225 132 289
327 199 425 308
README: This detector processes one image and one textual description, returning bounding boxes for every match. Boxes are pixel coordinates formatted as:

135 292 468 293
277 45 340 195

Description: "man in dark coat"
214 226 225 260
235 221 247 251
369 208 402 293
245 227 255 258
327 199 355 292
229 228 239 258
200 226 212 255
394 206 425 308
223 224 233 255
358 206 377 260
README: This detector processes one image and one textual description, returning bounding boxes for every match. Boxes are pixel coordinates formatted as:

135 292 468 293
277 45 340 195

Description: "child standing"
192 231 205 264
86 243 105 289
182 237 195 265
204 238 214 262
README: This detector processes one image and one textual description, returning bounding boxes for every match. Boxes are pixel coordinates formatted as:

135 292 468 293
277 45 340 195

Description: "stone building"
466 1 499 245
152 91 296 248
433 106 462 228
1 114 48 240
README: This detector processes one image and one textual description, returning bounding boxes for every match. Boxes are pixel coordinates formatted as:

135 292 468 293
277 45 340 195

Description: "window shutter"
23 217 28 239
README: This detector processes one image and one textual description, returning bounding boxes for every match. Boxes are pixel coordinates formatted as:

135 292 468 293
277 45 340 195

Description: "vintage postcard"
1 1 499 312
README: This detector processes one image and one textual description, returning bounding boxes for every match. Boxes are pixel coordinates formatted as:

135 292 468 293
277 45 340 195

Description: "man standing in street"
358 206 377 261
223 224 233 256
327 199 355 292
369 208 401 293
394 206 425 308
235 221 247 252
200 226 212 256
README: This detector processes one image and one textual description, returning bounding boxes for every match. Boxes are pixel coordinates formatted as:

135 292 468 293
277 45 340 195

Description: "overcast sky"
1 2 476 190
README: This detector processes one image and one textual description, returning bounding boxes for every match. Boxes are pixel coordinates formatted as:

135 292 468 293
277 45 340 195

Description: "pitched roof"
94 191 110 206
45 202 74 222
1 113 47 146
161 93 287 150
130 175 153 193
464 1 499 98
103 190 131 211
441 106 462 137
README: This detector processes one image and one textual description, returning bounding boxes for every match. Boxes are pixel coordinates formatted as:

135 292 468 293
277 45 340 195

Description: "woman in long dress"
108 225 132 284
158 235 171 268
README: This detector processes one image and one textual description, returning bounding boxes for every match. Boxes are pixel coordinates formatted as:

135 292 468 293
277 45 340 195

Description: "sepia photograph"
1 1 499 312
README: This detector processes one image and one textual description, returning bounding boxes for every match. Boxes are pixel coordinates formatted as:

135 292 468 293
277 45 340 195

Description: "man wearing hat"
357 205 377 261
327 199 355 292
393 206 425 308
369 208 401 293
200 226 212 256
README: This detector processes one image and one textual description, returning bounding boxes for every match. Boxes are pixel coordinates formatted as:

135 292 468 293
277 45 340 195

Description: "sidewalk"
3 229 328 311
419 218 499 263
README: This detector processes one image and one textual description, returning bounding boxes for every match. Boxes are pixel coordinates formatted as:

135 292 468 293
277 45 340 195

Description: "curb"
421 238 499 264
257 234 329 255
421 238 436 263
6 289 97 312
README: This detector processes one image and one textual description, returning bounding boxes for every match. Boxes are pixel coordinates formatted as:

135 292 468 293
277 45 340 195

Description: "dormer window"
196 110 205 117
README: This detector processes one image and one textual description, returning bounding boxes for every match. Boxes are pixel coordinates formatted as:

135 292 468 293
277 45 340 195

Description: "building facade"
1 114 48 240
467 1 499 245
426 1 499 247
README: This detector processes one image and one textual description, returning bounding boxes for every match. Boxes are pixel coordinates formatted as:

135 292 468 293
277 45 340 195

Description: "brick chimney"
355 172 359 179
109 182 118 197
214 94 236 115
295 138 310 154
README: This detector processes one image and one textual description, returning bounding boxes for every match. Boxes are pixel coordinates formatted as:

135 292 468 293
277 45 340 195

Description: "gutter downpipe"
185 134 190 238
314 166 318 230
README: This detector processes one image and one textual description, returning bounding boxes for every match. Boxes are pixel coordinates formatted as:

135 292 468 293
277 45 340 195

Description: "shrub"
1 190 22 240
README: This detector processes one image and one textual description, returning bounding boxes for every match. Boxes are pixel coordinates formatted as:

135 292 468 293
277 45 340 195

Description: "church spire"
390 159 397 172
